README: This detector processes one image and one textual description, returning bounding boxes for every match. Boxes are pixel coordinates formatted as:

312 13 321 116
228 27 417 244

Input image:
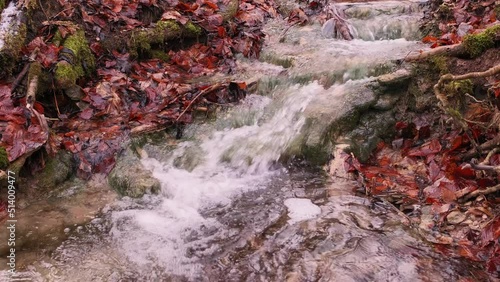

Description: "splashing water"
1 1 482 281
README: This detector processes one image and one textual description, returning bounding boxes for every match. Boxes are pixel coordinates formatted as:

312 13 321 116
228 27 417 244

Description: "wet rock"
343 110 395 162
373 95 400 110
300 80 378 164
108 147 161 198
37 150 74 189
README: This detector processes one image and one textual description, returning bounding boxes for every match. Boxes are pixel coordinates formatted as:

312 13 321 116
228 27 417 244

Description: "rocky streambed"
1 0 492 281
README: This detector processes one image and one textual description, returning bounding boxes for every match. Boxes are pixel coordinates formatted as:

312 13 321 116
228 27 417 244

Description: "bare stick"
461 184 500 201
405 44 465 62
176 83 222 122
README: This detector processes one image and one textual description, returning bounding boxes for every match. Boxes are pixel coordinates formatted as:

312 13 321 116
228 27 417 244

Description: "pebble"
446 211 466 224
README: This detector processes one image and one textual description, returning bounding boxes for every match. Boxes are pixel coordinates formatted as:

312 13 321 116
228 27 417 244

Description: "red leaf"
481 216 500 246
407 139 442 157
422 35 438 43
454 164 476 179
79 108 94 120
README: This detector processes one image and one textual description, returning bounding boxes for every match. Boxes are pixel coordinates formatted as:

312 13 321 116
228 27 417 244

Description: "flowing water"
1 1 482 281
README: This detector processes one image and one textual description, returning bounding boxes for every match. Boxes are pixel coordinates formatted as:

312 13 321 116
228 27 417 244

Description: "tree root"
434 64 500 108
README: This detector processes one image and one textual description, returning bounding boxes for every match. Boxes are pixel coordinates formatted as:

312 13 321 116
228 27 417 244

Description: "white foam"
109 83 323 277
284 198 321 224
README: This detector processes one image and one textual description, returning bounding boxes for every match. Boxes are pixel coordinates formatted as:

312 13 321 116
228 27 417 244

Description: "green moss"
52 30 64 47
0 23 26 78
53 29 95 88
429 55 448 75
260 52 294 68
184 22 202 35
55 61 79 89
437 3 452 19
444 79 473 96
150 50 170 61
463 25 500 58
131 20 202 57
63 30 95 76
0 147 8 169
156 19 182 33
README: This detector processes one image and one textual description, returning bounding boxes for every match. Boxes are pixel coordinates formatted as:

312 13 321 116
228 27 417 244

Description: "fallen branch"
176 83 223 121
11 48 38 95
405 44 465 62
461 136 500 160
459 184 500 202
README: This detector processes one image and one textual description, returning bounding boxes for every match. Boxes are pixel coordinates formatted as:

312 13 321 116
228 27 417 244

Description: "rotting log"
53 29 96 89
101 19 203 58
405 44 466 62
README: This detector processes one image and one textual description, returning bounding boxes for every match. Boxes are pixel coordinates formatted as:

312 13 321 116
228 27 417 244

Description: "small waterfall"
108 82 323 278
5 1 474 281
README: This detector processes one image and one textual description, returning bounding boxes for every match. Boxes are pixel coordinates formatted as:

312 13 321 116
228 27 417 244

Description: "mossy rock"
108 148 161 198
37 151 75 189
463 25 500 58
344 111 395 162
0 147 8 170
0 23 27 79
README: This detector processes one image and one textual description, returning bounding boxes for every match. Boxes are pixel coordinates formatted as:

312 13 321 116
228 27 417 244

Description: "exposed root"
434 64 500 108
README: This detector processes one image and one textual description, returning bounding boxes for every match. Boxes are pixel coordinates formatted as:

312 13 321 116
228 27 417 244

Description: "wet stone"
108 147 161 198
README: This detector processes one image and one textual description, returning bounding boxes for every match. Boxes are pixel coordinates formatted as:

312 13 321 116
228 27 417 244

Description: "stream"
1 1 481 281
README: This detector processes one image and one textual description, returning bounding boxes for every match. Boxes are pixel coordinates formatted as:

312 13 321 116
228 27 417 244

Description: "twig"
279 22 299 42
480 148 500 165
462 184 500 201
469 163 500 172
54 91 61 116
461 136 500 160
11 49 39 94
434 64 500 108
176 83 222 122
